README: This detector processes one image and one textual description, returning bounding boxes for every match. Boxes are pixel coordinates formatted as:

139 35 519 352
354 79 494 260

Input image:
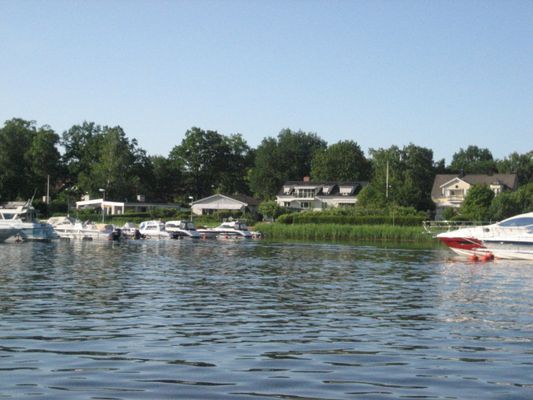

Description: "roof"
278 181 368 196
192 194 260 207
431 173 518 199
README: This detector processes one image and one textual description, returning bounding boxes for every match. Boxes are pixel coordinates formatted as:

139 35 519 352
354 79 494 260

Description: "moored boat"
47 216 119 241
0 201 58 241
139 220 177 239
437 212 533 260
197 220 253 239
165 220 200 238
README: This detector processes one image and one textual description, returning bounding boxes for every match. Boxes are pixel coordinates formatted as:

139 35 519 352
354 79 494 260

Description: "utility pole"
385 161 389 199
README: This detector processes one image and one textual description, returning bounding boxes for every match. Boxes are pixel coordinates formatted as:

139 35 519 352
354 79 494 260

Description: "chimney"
303 176 310 182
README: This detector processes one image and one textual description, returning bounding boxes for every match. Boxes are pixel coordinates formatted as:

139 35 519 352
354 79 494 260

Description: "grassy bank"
255 222 434 243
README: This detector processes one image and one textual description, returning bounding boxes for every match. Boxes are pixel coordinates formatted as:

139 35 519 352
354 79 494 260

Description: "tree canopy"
450 145 497 174
248 129 327 199
358 144 437 211
0 117 530 220
311 140 370 182
0 118 60 200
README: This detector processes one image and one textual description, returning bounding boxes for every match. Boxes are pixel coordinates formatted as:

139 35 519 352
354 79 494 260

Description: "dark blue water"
0 240 531 399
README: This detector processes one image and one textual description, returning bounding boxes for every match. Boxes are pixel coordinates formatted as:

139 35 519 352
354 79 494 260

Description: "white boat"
139 220 174 239
120 222 143 239
165 220 201 238
197 220 253 239
47 216 119 241
0 201 58 241
437 212 533 260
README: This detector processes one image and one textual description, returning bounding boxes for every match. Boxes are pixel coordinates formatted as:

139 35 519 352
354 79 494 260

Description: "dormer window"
283 186 293 195
339 186 354 196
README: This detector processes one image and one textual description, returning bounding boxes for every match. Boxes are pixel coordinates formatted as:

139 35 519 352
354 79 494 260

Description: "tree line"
0 118 531 217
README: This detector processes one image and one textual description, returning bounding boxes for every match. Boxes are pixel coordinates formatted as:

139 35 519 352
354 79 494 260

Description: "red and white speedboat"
437 212 533 260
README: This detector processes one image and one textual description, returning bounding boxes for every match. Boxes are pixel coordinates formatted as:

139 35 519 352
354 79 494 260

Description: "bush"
275 210 425 226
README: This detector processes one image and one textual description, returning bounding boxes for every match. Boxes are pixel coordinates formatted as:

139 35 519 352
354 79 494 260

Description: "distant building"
76 195 184 215
191 194 260 216
276 178 367 211
431 173 518 219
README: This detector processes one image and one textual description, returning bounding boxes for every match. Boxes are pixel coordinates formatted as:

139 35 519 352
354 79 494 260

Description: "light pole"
99 188 106 223
188 196 194 222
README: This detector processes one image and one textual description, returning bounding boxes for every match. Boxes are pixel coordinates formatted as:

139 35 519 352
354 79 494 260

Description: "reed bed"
255 223 433 243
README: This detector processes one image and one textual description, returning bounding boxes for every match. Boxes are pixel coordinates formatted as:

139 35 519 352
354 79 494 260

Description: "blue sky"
1 0 532 164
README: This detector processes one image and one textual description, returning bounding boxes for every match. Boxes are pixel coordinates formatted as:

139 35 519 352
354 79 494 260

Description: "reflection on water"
0 240 531 399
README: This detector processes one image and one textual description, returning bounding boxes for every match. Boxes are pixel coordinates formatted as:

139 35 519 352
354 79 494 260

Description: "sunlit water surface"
0 240 531 399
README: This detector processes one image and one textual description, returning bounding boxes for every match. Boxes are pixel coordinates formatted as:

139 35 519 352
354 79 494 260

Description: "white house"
191 194 260 216
76 196 184 215
431 173 517 219
276 179 367 211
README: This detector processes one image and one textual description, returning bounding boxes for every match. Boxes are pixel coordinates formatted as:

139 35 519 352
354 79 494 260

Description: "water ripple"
0 240 531 399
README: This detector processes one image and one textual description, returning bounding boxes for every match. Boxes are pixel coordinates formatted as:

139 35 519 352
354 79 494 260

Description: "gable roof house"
191 194 260 216
431 173 518 219
276 179 367 211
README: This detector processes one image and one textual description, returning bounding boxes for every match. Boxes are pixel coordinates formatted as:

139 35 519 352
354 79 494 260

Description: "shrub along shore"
254 222 435 244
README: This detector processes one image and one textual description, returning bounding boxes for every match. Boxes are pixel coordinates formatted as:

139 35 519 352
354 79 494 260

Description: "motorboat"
437 212 533 260
139 220 177 239
197 220 253 239
0 201 58 241
121 222 143 239
165 220 201 238
47 216 120 241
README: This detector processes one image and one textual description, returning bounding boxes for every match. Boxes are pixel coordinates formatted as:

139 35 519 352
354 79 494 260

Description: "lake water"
0 239 531 399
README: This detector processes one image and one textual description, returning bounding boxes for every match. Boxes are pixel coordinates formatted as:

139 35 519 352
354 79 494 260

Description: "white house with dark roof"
431 173 517 219
191 194 260 215
276 179 367 211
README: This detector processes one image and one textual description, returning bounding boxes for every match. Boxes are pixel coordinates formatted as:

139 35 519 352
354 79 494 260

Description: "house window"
449 189 464 197
300 201 309 209
339 186 353 196
284 202 290 207
297 189 315 198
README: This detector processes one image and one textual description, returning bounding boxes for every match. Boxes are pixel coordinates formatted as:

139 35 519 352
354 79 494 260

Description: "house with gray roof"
191 194 260 215
431 173 517 219
276 178 367 211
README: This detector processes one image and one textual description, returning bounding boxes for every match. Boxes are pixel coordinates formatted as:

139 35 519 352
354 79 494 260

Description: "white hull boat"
0 201 58 242
197 220 253 239
437 212 533 260
47 216 119 241
165 220 200 238
139 220 174 239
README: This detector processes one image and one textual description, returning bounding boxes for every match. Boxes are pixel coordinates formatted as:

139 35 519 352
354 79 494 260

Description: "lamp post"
188 196 194 222
99 188 106 223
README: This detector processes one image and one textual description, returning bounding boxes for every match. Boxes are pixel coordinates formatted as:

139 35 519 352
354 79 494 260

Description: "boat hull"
437 236 486 257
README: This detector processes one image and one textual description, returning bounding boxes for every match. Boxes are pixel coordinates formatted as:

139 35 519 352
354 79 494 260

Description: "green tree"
459 184 494 221
361 144 436 211
450 145 496 174
249 129 327 199
496 151 533 186
217 134 254 195
311 140 370 181
61 121 103 182
169 127 252 199
146 155 184 202
247 137 282 200
62 122 150 201
258 200 286 220
87 126 142 200
0 118 61 201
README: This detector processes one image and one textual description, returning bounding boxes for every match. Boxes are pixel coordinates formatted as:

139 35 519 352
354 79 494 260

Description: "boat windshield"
498 216 533 227
180 222 196 230
237 223 248 230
